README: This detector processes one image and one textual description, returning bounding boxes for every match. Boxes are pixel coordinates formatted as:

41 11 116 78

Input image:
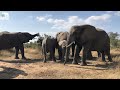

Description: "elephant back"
70 25 97 44
96 28 110 44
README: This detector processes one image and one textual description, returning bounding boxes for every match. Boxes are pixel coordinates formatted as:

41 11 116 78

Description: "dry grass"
0 48 120 79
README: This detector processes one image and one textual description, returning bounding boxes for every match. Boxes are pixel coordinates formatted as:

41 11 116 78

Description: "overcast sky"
0 11 120 38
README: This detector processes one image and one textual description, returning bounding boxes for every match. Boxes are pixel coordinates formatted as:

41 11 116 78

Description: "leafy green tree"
108 32 120 48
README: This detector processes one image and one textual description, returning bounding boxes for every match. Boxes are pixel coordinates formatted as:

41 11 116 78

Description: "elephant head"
18 32 39 43
56 31 69 42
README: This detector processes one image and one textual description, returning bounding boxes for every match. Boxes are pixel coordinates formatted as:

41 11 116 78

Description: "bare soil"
0 48 120 79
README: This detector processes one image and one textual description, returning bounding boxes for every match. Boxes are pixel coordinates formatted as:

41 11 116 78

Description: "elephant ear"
17 32 30 43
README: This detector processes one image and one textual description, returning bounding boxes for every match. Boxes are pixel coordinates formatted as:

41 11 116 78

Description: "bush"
24 41 40 49
108 32 120 48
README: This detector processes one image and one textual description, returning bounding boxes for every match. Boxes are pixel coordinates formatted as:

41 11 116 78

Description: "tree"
108 32 120 48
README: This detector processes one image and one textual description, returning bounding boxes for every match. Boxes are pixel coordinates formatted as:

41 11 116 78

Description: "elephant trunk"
30 33 39 39
64 46 70 65
33 33 39 38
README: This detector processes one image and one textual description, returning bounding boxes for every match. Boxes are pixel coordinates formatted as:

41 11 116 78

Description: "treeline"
108 32 120 48
24 32 120 49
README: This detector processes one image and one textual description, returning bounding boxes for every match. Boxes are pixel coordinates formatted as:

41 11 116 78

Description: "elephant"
64 25 112 66
42 37 57 63
56 31 75 61
0 31 39 59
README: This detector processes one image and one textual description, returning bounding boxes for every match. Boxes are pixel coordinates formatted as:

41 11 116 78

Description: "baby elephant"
42 37 57 63
58 40 67 62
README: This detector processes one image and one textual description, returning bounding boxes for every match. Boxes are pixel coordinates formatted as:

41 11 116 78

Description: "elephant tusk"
66 41 75 48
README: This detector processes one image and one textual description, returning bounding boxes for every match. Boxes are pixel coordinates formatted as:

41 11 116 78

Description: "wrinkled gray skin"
64 25 112 66
0 31 39 59
42 37 57 63
56 31 75 61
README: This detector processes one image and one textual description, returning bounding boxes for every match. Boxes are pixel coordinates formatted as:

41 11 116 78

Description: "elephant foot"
71 55 74 57
87 57 93 60
52 59 56 62
51 60 56 63
15 57 19 59
59 57 62 60
22 57 27 60
102 60 106 62
59 60 64 63
72 61 78 65
80 62 87 66
43 60 47 63
108 60 113 62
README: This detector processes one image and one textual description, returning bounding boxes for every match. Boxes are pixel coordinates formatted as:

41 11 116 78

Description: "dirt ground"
0 48 120 79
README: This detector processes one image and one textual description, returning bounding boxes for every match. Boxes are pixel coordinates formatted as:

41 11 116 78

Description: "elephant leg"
71 44 75 57
72 45 81 64
19 44 26 60
86 51 93 60
53 48 56 62
58 46 62 60
105 51 112 62
61 47 66 62
15 46 20 59
51 49 56 62
43 46 47 63
64 46 70 65
97 51 101 57
101 51 106 62
80 47 88 66
49 51 52 60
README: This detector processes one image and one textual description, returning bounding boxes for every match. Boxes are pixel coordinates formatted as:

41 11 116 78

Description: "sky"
0 11 120 41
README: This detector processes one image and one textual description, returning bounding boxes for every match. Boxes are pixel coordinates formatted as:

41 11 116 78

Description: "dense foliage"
108 32 120 48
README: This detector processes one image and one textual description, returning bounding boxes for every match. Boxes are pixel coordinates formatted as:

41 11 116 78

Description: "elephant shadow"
111 53 120 58
0 59 44 64
0 66 28 79
87 57 98 61
95 61 119 69
95 53 120 69
69 65 108 70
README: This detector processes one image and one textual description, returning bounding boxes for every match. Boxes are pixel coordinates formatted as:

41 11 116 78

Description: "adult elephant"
64 25 112 66
0 31 39 59
56 31 75 61
42 37 57 63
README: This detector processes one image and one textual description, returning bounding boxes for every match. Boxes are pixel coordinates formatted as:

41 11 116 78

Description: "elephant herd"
41 24 113 66
0 24 113 66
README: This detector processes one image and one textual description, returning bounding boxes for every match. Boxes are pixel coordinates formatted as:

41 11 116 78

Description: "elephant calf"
42 37 57 63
